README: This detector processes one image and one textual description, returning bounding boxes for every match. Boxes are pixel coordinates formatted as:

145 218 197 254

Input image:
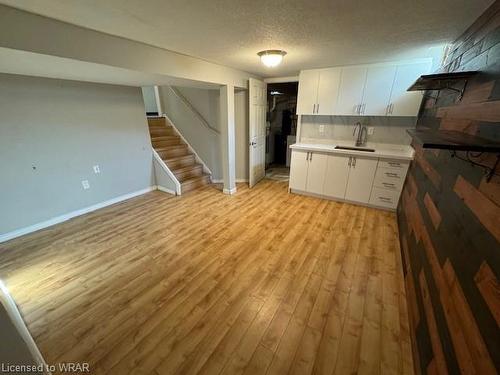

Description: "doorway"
265 82 298 180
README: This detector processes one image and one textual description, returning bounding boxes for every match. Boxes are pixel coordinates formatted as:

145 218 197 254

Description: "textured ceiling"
0 0 494 77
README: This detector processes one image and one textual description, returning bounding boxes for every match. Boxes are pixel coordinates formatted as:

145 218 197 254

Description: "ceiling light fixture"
258 50 287 68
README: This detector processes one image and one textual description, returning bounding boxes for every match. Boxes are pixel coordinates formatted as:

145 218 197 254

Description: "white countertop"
290 140 414 160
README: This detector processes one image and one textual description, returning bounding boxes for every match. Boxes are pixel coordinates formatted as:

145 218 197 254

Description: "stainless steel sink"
334 145 375 152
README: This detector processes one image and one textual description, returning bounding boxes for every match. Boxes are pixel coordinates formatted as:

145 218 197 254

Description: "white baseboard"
0 186 157 244
211 178 248 184
156 185 176 195
223 187 238 195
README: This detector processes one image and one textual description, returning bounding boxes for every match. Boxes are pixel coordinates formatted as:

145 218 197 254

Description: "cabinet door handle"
348 157 352 167
390 103 394 114
310 152 313 161
353 157 356 167
316 103 320 113
361 103 366 114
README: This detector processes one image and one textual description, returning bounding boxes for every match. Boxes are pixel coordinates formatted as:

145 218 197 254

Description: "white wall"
158 86 249 182
141 86 158 113
177 87 220 129
0 73 155 235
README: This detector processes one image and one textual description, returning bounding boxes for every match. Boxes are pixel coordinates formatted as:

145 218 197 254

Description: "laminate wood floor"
0 179 414 375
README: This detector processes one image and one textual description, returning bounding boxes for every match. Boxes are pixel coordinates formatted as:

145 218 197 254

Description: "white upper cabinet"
335 66 368 115
388 62 432 116
296 70 320 115
296 59 432 117
361 66 397 116
296 68 341 115
316 68 342 115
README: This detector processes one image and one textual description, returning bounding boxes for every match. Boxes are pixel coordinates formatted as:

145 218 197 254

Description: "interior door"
296 70 319 115
249 78 267 188
389 62 432 116
305 152 328 194
316 68 342 115
344 157 378 203
336 66 368 115
361 66 397 115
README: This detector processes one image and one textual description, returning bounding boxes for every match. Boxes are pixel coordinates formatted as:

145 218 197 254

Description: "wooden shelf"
407 128 500 152
407 71 479 91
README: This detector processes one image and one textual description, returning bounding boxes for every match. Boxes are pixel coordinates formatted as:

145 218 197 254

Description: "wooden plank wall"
397 2 500 374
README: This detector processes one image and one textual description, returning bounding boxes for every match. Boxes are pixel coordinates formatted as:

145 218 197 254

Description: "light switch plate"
93 165 100 174
368 127 374 135
82 180 90 190
319 124 325 133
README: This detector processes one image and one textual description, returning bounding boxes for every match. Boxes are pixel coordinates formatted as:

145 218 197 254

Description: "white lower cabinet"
306 152 328 194
289 150 309 191
324 154 350 199
289 149 410 210
344 157 378 203
368 158 409 209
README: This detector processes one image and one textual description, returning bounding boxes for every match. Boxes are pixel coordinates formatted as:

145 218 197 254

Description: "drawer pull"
388 162 401 167
382 182 395 187
385 172 399 178
378 196 392 202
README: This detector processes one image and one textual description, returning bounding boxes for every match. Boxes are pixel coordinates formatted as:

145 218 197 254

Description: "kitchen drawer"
374 167 405 187
373 168 404 191
369 187 400 209
378 159 409 171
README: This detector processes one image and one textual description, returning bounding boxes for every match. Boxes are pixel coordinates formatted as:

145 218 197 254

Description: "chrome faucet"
353 122 368 147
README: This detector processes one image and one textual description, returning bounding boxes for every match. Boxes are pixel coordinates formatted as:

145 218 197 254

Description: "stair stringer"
160 114 213 179
152 148 182 195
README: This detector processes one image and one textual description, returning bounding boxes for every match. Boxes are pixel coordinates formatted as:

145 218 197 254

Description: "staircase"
148 117 211 193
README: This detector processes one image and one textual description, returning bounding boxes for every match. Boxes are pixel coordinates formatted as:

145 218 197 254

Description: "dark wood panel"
474 261 500 327
398 2 500 373
453 175 500 243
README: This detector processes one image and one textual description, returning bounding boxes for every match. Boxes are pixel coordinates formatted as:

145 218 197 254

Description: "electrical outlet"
93 165 100 174
82 180 90 190
367 127 374 135
319 124 325 133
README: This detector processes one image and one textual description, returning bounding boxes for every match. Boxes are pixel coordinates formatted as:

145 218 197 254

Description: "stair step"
151 135 182 147
173 164 204 182
147 117 168 126
155 145 189 158
149 127 176 136
164 154 196 169
181 174 211 193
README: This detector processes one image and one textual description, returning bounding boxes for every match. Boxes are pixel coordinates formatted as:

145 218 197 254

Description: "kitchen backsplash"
300 115 417 144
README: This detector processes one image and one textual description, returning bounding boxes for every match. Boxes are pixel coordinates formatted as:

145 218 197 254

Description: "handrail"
162 114 213 176
168 86 220 135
